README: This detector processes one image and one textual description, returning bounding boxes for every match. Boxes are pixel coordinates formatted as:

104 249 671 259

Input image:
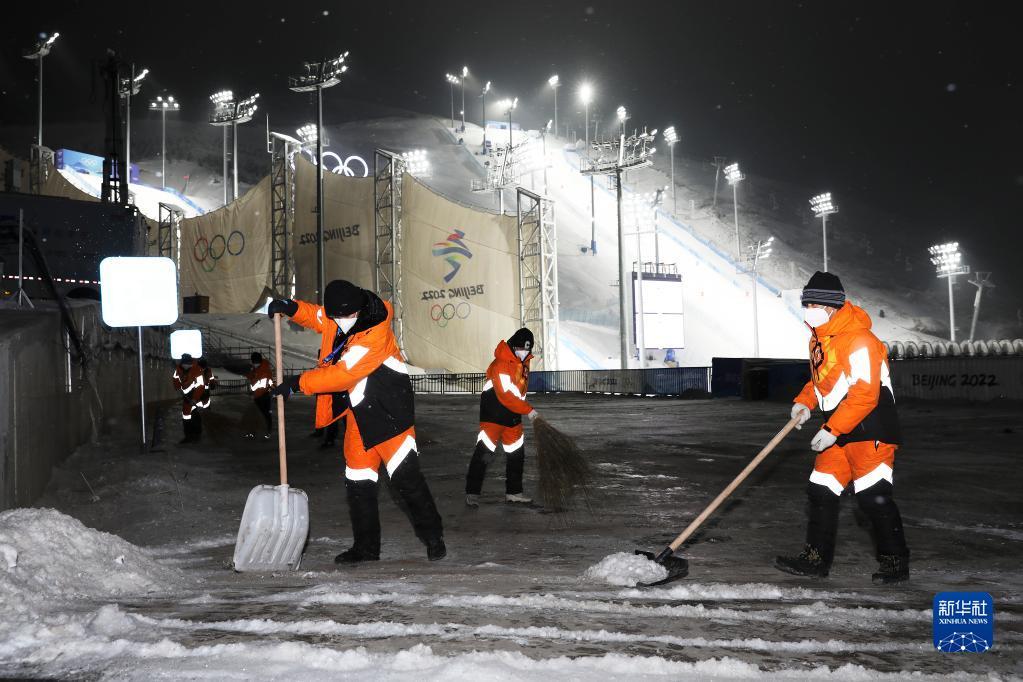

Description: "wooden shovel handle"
274 313 288 486
667 416 800 553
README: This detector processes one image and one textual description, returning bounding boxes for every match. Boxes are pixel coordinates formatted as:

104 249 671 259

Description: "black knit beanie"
324 280 367 317
507 327 534 351
801 271 846 307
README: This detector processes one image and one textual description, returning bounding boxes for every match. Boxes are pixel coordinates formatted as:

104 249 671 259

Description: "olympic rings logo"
193 230 245 273
430 301 471 327
293 149 370 177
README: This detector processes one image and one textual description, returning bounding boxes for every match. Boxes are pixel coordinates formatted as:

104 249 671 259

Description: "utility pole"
968 272 994 342
712 156 725 210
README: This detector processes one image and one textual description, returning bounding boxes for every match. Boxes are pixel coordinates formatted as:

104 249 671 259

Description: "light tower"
22 31 59 186
616 105 629 137
746 236 774 357
148 95 180 189
445 73 459 129
401 149 432 177
460 65 468 132
809 192 838 272
480 80 491 151
928 242 969 342
497 97 517 149
579 82 596 254
724 162 744 264
120 66 148 188
663 126 679 214
209 90 259 204
548 74 560 137
209 90 235 206
968 272 994 342
289 51 350 304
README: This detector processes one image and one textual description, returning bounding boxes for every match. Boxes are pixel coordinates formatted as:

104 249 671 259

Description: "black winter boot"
855 480 909 559
335 478 380 563
465 441 493 495
391 454 445 560
775 544 831 577
872 553 910 584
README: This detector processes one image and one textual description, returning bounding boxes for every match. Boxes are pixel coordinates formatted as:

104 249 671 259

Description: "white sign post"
100 257 178 448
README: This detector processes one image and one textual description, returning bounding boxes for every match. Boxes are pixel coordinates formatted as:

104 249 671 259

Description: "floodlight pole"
449 81 455 129
732 182 741 263
751 243 762 358
125 64 133 189
553 84 558 137
460 73 466 132
222 127 228 206
634 225 646 369
15 209 33 308
160 107 167 189
669 143 676 215
36 54 44 149
232 120 239 201
712 156 725 209
585 101 596 255
616 164 628 369
947 274 956 343
821 212 829 272
968 273 992 342
481 84 488 150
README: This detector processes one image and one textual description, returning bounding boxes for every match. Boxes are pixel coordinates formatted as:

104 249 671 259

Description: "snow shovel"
233 313 309 572
635 415 801 586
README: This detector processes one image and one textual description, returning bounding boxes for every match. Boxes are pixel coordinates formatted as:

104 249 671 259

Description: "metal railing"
410 367 712 397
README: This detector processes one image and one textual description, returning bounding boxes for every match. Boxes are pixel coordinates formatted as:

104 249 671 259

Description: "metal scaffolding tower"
28 145 52 195
516 187 559 370
268 131 299 297
157 202 183 264
374 149 405 352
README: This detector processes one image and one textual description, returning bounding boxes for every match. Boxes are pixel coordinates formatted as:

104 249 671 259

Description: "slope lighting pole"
712 156 725 209
460 65 468 132
480 80 491 150
149 95 180 189
616 105 629 137
445 73 458 129
290 51 350 304
548 75 559 137
968 272 994 342
810 192 838 272
23 32 59 151
928 242 969 343
664 126 678 215
724 162 744 264
747 236 774 358
497 98 517 149
120 65 149 189
579 82 596 255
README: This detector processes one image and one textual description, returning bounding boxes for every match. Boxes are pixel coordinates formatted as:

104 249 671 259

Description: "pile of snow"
583 552 669 587
0 508 185 613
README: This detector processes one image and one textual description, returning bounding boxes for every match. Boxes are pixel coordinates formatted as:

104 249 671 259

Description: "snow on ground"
1 394 1020 679
583 552 669 587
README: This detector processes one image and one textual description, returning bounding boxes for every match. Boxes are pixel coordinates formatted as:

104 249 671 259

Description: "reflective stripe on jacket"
480 340 532 427
246 360 276 398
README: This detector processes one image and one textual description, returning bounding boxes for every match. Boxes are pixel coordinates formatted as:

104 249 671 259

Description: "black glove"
271 374 302 399
267 299 298 320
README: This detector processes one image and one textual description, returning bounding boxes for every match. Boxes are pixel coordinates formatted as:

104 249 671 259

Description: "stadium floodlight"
809 191 839 272
724 162 744 264
578 81 596 255
616 105 629 137
23 31 59 151
497 97 518 149
928 241 970 342
289 50 350 304
119 66 148 188
445 73 459 129
548 74 560 136
296 123 318 146
663 126 679 214
746 235 774 357
402 149 431 177
149 94 181 189
480 80 491 150
209 90 260 205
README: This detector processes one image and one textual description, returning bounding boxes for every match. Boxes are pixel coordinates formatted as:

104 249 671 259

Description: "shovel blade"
233 484 309 572
634 549 689 586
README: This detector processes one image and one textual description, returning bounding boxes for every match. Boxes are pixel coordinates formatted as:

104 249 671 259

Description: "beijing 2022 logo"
432 229 473 283
933 592 994 653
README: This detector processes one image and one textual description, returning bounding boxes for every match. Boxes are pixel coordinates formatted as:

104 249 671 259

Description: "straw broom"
532 416 592 511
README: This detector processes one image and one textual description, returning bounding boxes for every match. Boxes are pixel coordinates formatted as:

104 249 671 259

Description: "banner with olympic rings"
178 176 272 312
400 174 521 372
292 155 376 301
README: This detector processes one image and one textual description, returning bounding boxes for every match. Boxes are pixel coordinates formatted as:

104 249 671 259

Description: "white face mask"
335 316 358 334
803 307 831 328
514 349 529 361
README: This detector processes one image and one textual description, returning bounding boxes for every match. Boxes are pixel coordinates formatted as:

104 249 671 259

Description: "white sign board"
169 329 203 359
634 276 685 349
100 257 178 327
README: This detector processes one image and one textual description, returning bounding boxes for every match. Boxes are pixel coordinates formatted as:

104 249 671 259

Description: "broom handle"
666 416 800 553
274 313 288 487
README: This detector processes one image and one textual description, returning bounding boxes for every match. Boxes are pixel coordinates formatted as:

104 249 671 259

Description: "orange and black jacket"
172 363 206 405
479 340 533 427
246 359 275 398
794 301 901 446
292 292 413 449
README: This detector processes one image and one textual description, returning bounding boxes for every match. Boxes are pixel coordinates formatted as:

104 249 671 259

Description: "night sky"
2 1 1020 297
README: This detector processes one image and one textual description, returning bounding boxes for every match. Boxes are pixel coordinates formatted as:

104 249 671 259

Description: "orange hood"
812 300 872 338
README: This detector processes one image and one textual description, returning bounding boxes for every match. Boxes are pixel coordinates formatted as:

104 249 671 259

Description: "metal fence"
410 367 712 397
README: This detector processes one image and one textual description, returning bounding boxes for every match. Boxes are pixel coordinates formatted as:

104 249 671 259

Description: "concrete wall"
0 301 176 510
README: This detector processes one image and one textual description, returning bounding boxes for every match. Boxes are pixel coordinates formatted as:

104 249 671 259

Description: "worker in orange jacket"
268 280 445 563
777 271 909 584
245 351 275 439
172 353 207 444
465 328 538 507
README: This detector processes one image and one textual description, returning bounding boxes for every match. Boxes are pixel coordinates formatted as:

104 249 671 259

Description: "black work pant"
254 394 273 433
